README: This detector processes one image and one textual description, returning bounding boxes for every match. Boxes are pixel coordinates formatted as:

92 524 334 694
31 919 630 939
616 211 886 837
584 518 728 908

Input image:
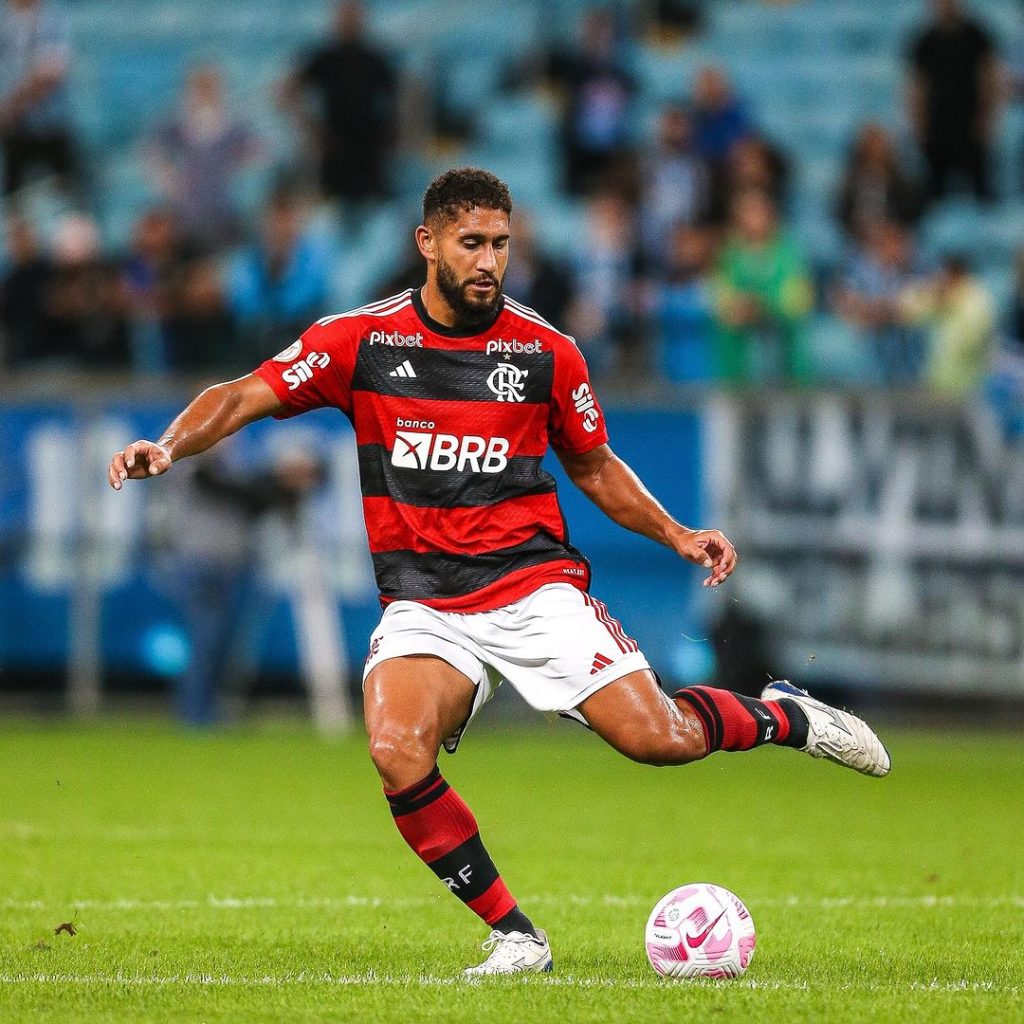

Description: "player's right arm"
107 374 283 490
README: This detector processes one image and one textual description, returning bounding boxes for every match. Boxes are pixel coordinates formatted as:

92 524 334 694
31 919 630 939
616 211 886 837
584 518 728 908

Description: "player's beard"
435 254 503 328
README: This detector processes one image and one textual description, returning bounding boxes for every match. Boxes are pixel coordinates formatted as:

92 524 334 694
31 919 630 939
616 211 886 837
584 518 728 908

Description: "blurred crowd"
1 0 1023 398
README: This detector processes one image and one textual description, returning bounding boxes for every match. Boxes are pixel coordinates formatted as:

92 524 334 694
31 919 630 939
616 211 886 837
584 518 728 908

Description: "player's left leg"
577 670 808 765
478 584 885 775
579 671 890 777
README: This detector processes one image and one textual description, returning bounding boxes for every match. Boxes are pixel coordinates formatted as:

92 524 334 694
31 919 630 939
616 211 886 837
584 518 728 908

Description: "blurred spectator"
0 212 52 366
121 207 190 371
707 133 790 226
281 0 397 207
691 66 751 166
166 256 238 374
1009 249 1024 355
43 213 130 368
159 446 326 726
0 0 79 199
650 1 704 38
226 190 330 360
567 191 645 373
547 8 637 196
906 0 1001 203
639 104 710 272
374 232 425 300
122 208 187 319
713 189 813 384
833 221 928 385
655 224 715 383
900 253 995 395
836 123 924 240
499 212 573 327
120 208 237 374
149 65 261 248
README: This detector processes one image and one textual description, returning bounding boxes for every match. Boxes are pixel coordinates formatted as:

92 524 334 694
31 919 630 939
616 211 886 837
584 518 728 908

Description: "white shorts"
362 583 652 752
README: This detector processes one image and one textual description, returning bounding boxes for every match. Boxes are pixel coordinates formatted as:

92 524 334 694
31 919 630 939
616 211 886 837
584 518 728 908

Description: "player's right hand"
108 441 172 490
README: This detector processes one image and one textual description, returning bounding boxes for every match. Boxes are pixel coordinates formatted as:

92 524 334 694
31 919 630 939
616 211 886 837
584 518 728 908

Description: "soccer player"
108 168 890 975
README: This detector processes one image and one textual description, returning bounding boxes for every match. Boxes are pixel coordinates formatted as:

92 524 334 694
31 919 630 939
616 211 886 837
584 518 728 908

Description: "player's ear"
415 224 436 262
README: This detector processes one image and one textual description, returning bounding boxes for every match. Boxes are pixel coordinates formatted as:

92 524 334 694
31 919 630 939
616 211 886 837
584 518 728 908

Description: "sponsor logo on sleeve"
272 340 303 362
281 351 331 390
571 382 601 432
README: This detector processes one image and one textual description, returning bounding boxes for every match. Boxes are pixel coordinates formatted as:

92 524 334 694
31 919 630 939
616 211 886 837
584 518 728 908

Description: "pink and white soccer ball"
645 883 756 979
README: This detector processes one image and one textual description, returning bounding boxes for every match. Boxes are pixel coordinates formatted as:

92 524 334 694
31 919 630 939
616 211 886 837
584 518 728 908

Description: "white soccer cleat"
761 680 891 778
463 929 553 976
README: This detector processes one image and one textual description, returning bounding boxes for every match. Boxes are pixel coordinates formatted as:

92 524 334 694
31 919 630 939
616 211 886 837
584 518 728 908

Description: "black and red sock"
385 766 537 936
674 686 809 753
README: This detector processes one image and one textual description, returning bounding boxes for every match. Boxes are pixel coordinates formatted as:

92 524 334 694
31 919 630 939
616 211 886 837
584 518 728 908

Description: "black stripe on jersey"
352 346 554 404
372 533 580 600
357 444 557 508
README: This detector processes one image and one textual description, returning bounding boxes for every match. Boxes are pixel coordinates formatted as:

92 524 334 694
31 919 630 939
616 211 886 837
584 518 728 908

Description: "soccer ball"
644 883 756 979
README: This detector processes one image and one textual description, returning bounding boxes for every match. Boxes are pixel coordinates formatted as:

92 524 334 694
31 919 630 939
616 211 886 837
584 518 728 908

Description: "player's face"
433 207 510 325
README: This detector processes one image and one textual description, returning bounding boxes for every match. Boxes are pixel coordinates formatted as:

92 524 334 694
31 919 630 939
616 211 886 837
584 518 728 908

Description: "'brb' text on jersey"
255 288 609 612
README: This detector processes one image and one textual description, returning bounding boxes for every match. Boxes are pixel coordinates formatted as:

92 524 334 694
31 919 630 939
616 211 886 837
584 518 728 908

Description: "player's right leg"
363 654 474 791
364 653 552 974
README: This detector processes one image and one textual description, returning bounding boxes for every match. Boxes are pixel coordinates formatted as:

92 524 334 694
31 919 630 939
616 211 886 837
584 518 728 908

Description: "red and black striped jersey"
254 288 609 611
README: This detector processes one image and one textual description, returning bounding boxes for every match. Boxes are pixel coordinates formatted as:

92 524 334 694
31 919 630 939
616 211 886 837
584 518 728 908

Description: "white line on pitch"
0 973 1017 994
2 895 1023 911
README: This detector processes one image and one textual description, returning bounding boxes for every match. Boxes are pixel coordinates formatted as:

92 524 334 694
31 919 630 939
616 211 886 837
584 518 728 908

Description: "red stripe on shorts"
586 595 638 653
585 594 630 653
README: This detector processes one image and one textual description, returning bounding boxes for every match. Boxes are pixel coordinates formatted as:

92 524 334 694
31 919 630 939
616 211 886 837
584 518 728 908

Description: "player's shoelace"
801 701 888 775
468 930 544 973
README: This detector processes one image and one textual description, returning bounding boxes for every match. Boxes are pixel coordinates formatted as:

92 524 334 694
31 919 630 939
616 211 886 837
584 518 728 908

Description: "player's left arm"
557 444 737 588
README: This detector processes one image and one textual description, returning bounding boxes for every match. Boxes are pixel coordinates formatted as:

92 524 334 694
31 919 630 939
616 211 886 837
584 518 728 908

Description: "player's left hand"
672 529 737 588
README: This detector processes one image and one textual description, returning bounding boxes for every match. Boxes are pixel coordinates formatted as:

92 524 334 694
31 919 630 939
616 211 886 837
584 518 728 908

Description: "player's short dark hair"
422 168 512 227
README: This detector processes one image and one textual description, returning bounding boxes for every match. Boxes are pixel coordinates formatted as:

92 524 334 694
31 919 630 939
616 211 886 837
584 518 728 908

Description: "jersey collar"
411 286 505 338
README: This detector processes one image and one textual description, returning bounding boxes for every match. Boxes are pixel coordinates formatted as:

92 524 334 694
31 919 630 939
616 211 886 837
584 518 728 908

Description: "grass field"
1 715 1022 1023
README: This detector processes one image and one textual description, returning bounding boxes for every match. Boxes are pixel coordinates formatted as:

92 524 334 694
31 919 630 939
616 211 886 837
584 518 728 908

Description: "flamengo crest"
487 362 529 402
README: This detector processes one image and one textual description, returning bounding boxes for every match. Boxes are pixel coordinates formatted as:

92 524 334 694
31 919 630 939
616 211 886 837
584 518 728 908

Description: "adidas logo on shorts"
591 653 613 675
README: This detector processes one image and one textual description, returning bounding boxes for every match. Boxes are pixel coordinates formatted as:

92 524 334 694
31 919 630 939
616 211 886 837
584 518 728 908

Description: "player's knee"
367 723 440 789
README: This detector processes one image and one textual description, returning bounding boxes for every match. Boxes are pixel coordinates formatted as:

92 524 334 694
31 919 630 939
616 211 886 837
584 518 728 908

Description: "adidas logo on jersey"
392 430 510 473
389 360 417 379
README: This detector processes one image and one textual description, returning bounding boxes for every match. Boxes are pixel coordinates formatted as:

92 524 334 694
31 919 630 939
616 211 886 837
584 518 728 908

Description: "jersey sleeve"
548 340 609 454
253 317 358 419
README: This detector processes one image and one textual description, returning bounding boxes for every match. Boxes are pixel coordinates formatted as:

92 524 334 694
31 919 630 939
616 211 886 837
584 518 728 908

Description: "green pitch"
0 716 1021 1023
